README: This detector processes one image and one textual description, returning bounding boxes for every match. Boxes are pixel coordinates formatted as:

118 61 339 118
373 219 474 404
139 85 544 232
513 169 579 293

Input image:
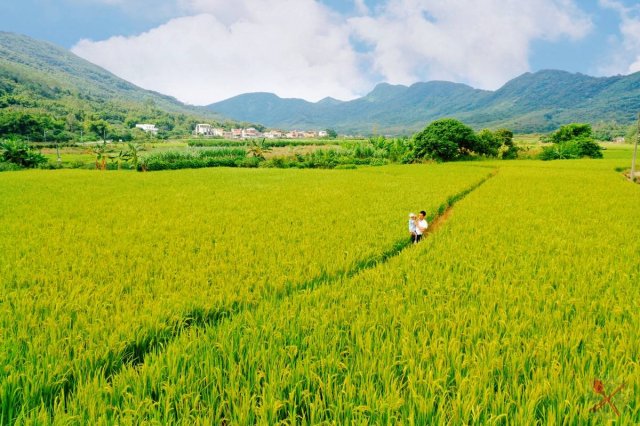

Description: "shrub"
574 137 603 159
0 161 21 172
551 123 592 144
541 123 602 160
0 140 47 168
540 141 581 160
138 149 247 171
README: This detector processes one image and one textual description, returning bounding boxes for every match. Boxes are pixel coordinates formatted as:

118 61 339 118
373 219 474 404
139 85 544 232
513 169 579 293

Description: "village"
192 124 329 139
133 123 331 139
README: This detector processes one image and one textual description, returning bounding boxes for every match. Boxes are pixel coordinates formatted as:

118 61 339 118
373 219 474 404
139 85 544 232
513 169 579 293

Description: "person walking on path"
415 210 428 243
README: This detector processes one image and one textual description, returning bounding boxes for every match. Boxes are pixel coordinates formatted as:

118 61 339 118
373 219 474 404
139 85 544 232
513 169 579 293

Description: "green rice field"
1 146 638 424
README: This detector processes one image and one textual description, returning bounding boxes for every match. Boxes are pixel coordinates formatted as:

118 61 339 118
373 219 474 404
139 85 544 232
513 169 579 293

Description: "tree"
476 129 501 157
412 118 478 161
0 140 47 168
551 123 592 144
90 143 113 170
86 120 110 144
247 138 271 160
541 123 602 160
325 128 338 139
120 142 145 170
494 129 519 159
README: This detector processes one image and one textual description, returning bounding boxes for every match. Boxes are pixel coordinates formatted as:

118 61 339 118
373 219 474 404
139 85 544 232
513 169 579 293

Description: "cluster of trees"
0 69 254 143
411 118 518 161
590 120 640 143
0 55 239 142
540 123 603 160
0 140 47 170
0 107 217 142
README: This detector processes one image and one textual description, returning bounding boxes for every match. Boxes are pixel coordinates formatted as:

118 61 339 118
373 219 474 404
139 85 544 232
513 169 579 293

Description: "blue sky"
2 0 640 104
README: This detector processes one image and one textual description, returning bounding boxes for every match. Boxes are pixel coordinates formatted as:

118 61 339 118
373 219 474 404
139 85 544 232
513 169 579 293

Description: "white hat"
409 213 416 218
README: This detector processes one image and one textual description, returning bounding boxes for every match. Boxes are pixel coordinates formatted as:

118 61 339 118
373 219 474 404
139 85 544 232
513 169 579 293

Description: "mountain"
0 32 232 141
207 70 640 134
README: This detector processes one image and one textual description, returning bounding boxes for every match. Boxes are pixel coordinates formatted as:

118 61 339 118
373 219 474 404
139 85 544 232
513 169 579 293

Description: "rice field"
1 147 638 424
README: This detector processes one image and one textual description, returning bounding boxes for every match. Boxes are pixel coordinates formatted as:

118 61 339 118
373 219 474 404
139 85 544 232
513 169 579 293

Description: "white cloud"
598 0 640 75
72 0 366 105
349 0 592 90
72 0 593 104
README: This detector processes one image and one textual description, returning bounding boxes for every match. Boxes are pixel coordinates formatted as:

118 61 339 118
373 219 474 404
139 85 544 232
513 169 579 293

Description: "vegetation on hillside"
208 70 640 134
0 32 251 142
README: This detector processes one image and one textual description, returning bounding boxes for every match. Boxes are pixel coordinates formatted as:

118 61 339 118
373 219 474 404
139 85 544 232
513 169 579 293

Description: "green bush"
574 137 603 159
541 123 602 160
138 150 248 171
540 142 580 160
551 123 592 143
197 148 247 158
0 140 47 168
0 161 21 172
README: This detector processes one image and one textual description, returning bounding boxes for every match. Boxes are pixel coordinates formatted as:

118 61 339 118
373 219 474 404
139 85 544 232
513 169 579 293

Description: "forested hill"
208 70 640 134
0 32 229 141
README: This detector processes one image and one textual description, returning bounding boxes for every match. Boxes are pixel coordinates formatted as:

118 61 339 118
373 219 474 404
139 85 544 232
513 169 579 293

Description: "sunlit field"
1 149 638 423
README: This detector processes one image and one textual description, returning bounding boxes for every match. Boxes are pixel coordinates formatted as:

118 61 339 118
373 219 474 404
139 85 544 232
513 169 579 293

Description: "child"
408 213 418 244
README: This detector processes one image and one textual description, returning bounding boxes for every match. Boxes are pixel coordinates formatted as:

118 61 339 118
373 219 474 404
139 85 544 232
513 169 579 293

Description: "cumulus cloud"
72 0 593 104
598 0 640 75
72 0 366 104
349 0 592 90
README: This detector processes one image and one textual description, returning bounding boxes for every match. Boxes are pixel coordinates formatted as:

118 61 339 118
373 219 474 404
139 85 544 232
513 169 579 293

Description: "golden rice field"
1 146 639 424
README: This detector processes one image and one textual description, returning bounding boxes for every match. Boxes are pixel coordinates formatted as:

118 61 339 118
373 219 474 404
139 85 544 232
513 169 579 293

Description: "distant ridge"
0 31 230 139
207 69 640 134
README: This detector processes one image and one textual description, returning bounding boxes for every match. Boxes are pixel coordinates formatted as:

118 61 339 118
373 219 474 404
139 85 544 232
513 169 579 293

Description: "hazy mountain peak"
316 96 343 106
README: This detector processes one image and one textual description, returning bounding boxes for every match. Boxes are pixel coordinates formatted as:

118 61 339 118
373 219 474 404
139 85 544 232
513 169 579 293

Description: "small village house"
135 124 158 135
194 124 212 136
242 128 261 139
264 130 284 139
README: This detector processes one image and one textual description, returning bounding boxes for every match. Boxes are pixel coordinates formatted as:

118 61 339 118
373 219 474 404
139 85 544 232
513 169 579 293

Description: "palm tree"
91 143 111 170
128 142 145 169
247 138 271 160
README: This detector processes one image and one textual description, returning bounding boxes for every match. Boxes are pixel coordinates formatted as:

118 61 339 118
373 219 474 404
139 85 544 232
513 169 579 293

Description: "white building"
242 127 261 139
285 130 303 139
194 124 213 135
135 124 158 134
264 130 283 139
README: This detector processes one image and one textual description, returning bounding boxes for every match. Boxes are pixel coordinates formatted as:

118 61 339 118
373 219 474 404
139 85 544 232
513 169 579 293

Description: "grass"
0 163 492 423
1 145 639 423
57 158 640 424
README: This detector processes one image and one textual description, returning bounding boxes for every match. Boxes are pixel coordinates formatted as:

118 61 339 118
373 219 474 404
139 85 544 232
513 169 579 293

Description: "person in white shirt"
415 210 428 242
408 213 418 243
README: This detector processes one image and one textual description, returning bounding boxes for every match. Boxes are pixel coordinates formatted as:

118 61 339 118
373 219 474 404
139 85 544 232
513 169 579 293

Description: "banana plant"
247 138 271 160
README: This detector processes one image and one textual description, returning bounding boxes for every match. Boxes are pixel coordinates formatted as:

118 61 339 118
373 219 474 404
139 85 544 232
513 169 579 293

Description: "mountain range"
0 32 231 140
1 31 639 137
207 70 640 134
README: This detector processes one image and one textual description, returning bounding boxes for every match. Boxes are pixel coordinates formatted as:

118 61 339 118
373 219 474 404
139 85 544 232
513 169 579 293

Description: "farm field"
0 163 492 423
38 138 358 169
1 146 639 424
